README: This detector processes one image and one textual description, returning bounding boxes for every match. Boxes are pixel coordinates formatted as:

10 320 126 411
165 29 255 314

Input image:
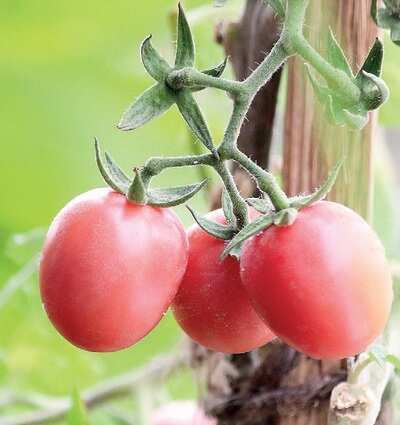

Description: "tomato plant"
240 201 393 359
40 188 188 352
172 209 275 354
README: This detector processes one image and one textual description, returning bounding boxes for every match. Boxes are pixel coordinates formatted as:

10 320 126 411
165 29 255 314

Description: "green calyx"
93 1 385 259
117 3 230 158
372 0 400 46
220 159 344 259
305 33 388 130
95 139 207 207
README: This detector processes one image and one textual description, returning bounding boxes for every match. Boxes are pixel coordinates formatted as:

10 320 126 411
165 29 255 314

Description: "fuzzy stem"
167 68 244 95
131 0 367 224
243 40 292 94
291 34 361 105
214 161 249 229
231 148 290 210
141 153 216 185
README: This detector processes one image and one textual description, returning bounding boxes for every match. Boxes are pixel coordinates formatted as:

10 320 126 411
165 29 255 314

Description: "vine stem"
136 0 366 228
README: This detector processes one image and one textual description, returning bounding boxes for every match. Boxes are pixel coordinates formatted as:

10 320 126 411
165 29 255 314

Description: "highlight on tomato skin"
239 201 393 360
39 188 189 353
172 209 275 354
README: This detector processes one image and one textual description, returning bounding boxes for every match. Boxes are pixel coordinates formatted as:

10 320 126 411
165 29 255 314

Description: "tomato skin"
240 201 393 360
40 188 188 352
172 209 275 354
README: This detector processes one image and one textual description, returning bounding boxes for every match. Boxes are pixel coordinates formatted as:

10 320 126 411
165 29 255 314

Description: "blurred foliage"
67 390 90 425
0 0 399 424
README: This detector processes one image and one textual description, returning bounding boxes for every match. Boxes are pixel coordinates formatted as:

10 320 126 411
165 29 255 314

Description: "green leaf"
175 3 195 68
175 89 216 156
356 38 384 79
67 390 89 425
147 180 207 207
327 28 353 77
117 83 175 131
264 0 285 18
187 206 236 240
246 197 273 214
95 139 129 194
141 35 172 82
290 158 344 209
221 214 274 259
221 189 236 225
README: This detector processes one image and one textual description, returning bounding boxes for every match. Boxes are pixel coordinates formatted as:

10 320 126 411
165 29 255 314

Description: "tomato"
240 201 393 360
40 188 188 352
172 209 275 354
150 401 216 425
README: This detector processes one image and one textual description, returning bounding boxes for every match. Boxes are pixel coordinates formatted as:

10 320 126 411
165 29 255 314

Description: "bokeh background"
0 0 399 423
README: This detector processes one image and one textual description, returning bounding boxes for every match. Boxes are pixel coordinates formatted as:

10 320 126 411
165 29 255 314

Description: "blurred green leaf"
67 389 90 425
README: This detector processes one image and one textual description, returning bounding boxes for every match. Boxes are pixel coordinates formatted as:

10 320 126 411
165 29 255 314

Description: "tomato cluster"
40 190 392 359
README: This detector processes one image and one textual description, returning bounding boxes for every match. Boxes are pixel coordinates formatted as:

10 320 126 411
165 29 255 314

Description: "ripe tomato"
40 188 188 352
240 201 393 360
150 401 216 425
172 209 275 354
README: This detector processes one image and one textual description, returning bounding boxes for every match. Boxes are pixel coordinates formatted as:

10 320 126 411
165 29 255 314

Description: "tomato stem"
114 0 387 229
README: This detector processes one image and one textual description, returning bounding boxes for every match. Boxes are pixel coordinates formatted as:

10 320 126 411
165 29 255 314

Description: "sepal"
245 197 273 214
94 139 130 194
117 84 175 131
221 213 274 259
175 3 195 68
221 189 236 226
176 89 217 157
141 35 172 82
290 158 344 209
191 58 228 92
356 38 383 79
327 28 353 77
273 208 298 226
187 206 236 240
357 71 389 111
147 180 207 207
127 169 148 204
306 67 368 129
